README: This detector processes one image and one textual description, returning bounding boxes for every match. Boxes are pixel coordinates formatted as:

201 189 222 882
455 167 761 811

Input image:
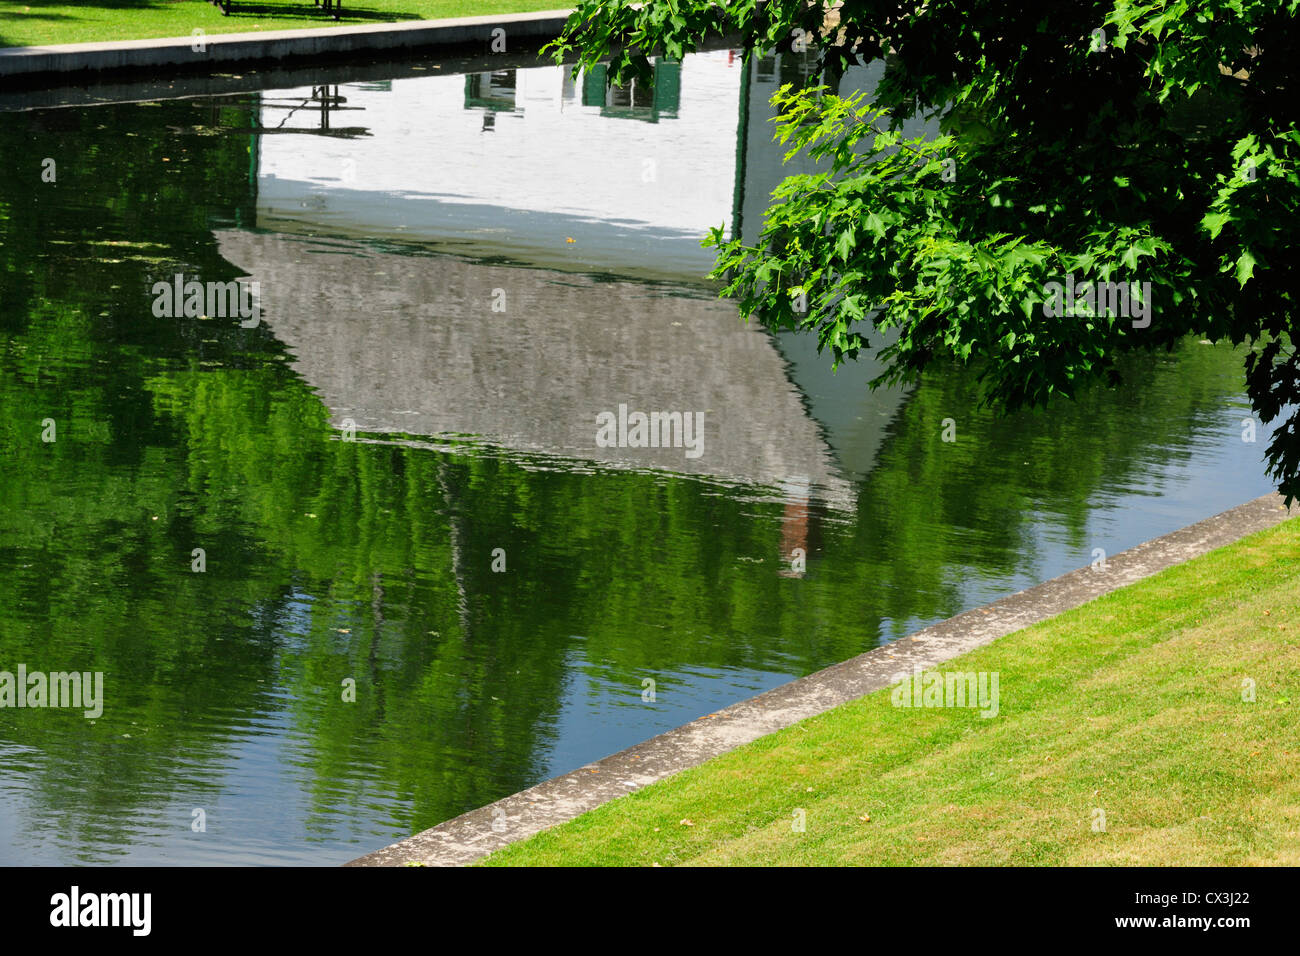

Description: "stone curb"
0 10 574 83
346 491 1295 866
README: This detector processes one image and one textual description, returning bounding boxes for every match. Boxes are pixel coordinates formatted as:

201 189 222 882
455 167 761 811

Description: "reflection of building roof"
216 231 856 509
220 51 926 503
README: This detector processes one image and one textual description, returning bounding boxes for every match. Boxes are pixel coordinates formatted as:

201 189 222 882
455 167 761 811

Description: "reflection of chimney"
777 476 811 578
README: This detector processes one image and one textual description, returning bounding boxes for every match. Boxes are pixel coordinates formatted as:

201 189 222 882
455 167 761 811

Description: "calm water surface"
0 50 1279 864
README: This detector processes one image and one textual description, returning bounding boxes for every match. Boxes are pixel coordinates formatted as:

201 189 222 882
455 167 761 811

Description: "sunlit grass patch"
484 515 1300 866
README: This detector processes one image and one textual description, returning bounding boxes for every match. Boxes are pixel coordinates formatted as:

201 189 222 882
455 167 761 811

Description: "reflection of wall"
255 51 742 277
738 52 928 480
216 230 853 508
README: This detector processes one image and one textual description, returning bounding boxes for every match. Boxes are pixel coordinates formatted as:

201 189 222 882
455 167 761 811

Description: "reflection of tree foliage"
0 93 1260 858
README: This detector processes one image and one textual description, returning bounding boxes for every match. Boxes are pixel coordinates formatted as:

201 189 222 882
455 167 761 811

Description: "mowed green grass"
484 513 1300 866
0 1 567 48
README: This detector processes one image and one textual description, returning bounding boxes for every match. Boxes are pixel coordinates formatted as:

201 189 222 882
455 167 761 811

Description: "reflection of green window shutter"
653 60 681 115
582 65 608 107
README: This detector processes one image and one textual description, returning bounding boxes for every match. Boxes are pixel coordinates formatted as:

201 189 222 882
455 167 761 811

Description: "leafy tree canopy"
546 0 1300 499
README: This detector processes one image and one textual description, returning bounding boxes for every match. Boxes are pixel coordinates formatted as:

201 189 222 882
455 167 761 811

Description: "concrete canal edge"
0 11 575 84
347 491 1297 866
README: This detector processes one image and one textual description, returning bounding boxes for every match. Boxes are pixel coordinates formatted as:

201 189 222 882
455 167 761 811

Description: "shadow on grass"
0 12 79 24
220 4 417 23
1 0 171 8
0 1 425 48
0 1 420 32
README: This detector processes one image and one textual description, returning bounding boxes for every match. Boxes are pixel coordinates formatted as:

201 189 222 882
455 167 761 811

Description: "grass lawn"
484 514 1300 866
0 1 568 48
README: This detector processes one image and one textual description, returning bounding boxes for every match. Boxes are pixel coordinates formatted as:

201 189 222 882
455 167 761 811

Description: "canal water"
0 49 1278 864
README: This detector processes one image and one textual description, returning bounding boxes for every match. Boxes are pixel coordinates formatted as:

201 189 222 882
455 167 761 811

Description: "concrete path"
0 11 573 84
347 491 1295 866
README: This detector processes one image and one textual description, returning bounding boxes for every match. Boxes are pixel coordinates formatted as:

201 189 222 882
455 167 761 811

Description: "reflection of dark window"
609 79 656 110
581 59 680 123
755 55 776 82
778 49 821 90
464 71 517 111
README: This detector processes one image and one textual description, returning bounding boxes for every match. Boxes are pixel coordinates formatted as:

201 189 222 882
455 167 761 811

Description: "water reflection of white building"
225 51 919 522
254 51 744 278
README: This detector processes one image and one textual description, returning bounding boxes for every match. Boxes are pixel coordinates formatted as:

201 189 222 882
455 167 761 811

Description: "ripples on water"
0 50 1279 864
